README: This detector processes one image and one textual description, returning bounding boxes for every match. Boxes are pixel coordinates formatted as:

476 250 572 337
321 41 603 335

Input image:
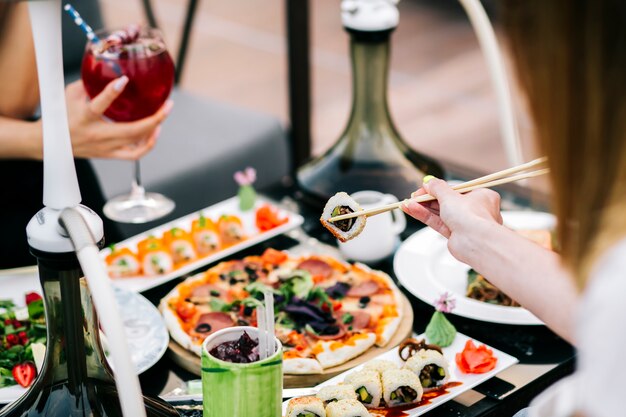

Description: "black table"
138 179 576 417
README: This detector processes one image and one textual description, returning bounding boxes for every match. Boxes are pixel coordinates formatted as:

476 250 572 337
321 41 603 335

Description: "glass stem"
131 160 146 199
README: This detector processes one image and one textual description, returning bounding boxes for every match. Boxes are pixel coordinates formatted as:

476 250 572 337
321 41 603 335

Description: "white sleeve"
529 239 626 417
575 240 626 417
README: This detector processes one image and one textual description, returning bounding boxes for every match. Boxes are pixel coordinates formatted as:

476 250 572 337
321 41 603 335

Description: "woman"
0 3 173 268
403 1 625 416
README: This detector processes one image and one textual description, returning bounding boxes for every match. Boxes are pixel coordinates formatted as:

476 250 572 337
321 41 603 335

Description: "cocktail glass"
81 26 176 223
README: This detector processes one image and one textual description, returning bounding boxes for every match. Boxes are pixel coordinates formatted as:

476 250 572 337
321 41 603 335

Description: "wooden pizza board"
166 292 415 387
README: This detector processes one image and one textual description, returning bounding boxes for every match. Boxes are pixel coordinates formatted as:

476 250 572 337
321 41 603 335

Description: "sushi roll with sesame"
191 214 221 255
381 369 423 407
362 359 399 375
217 214 246 246
105 247 141 277
317 384 358 406
137 237 174 276
325 399 370 417
163 227 198 264
286 396 326 417
320 192 366 243
343 369 382 408
404 349 450 390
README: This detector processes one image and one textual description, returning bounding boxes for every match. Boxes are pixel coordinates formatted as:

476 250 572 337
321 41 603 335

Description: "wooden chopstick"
327 163 549 223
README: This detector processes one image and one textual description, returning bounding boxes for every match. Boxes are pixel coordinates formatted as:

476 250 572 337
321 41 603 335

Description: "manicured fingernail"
113 75 129 91
163 100 174 116
402 199 413 210
422 175 436 184
411 191 419 199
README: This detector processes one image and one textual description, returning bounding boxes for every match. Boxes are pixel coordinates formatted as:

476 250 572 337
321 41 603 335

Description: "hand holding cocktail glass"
65 4 176 223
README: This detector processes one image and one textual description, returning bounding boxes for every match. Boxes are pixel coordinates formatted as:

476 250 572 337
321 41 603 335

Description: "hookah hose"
59 208 147 417
457 0 524 167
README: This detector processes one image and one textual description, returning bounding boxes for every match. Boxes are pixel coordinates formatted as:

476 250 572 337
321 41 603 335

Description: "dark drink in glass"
81 28 174 122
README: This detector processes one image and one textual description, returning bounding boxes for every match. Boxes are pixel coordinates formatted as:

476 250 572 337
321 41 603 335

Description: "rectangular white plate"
101 196 304 293
282 332 518 416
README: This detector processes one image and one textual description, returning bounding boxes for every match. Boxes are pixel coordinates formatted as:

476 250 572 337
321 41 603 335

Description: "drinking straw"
257 304 267 360
63 4 122 76
263 289 275 356
63 4 101 44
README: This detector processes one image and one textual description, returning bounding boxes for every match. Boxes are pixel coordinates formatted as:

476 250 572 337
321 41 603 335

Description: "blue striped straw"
63 4 101 45
63 4 122 76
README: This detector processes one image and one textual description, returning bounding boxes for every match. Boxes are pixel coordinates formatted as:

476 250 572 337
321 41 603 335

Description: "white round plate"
394 211 556 325
0 269 169 404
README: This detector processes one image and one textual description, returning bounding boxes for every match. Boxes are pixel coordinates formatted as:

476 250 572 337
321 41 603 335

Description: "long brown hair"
500 1 626 287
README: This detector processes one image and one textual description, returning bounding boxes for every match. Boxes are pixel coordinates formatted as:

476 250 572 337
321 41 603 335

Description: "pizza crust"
283 357 324 374
314 333 377 369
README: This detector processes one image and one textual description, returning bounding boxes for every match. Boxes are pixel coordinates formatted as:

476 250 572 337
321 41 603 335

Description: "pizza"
160 248 404 374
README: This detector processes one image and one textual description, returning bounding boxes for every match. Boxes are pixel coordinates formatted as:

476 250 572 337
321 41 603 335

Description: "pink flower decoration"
434 292 456 314
234 167 257 186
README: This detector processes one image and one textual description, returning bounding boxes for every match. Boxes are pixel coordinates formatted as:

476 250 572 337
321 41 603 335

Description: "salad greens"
0 293 46 388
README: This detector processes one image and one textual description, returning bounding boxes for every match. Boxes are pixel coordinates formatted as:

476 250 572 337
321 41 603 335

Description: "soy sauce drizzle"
367 382 463 417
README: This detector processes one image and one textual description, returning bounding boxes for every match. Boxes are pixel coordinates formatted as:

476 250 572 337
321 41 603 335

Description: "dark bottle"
297 5 444 203
0 248 178 417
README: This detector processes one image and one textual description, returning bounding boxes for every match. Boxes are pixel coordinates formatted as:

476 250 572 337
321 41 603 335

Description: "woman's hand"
65 76 173 160
402 177 503 263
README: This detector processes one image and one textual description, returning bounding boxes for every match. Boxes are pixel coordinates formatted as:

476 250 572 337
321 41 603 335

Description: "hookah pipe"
25 1 146 416
342 0 524 167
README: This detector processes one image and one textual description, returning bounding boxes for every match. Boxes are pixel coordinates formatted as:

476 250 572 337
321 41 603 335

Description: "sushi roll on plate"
325 399 370 417
163 227 198 264
316 384 358 406
286 396 326 417
343 369 382 408
362 359 398 375
404 349 451 390
320 192 366 243
191 215 221 255
105 247 141 277
137 237 174 276
217 214 246 246
381 369 423 407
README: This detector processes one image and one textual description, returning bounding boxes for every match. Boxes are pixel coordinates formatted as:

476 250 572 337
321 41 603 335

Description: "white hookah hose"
457 0 524 167
60 209 147 417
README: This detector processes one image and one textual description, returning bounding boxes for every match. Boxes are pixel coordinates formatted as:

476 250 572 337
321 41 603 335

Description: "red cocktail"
81 27 174 122
82 26 176 224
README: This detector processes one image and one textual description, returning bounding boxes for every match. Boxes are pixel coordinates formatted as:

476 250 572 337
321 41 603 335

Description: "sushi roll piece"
317 384 358 406
381 369 423 407
325 399 370 417
286 396 326 417
163 227 198 264
137 237 174 276
404 349 450 390
191 215 221 255
105 247 141 277
320 192 366 243
217 214 246 246
343 369 382 408
362 359 399 375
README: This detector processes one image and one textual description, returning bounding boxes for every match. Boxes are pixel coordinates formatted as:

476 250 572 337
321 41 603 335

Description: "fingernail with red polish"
113 75 129 91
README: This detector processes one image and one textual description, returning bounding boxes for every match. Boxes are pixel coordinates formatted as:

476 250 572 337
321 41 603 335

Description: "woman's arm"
0 78 173 161
403 179 579 343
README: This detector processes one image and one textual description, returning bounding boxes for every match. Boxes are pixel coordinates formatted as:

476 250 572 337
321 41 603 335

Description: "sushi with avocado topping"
137 237 174 276
316 384 358 406
343 369 382 408
404 348 450 390
286 396 326 417
320 192 366 242
381 368 423 407
325 399 370 417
